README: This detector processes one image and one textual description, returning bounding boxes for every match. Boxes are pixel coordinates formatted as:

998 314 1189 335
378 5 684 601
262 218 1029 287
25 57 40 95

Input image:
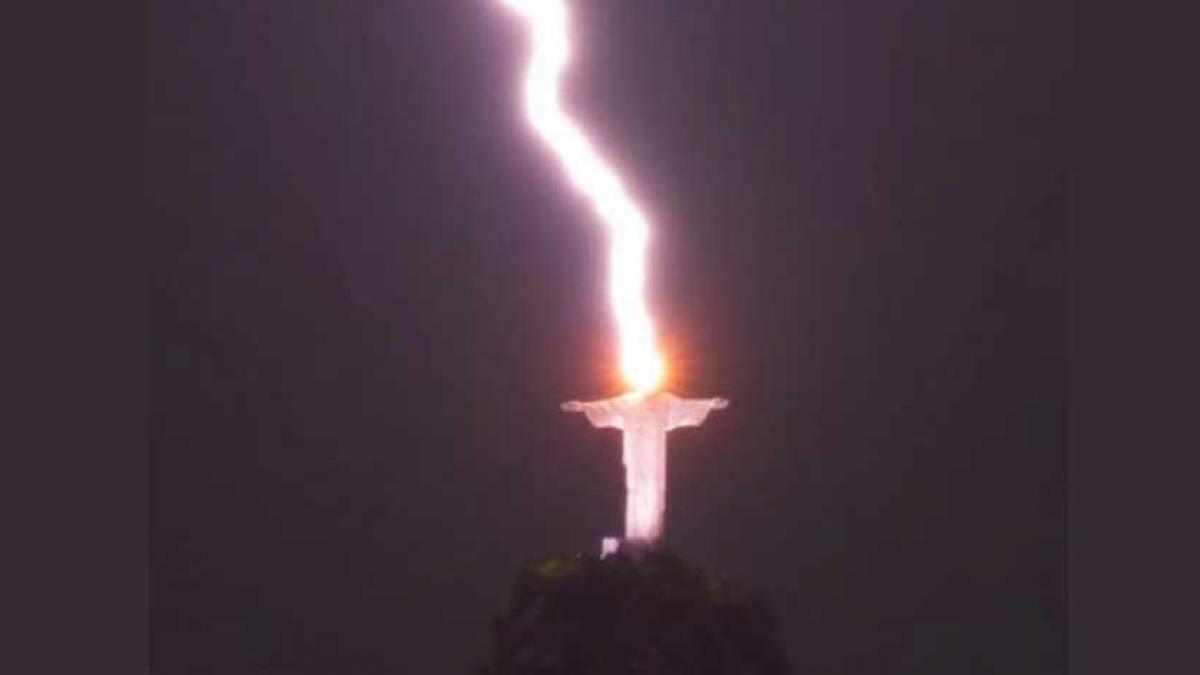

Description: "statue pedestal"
600 536 656 560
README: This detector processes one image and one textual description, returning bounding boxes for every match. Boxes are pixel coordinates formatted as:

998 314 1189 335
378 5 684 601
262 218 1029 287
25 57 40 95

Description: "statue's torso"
615 393 674 473
616 392 674 432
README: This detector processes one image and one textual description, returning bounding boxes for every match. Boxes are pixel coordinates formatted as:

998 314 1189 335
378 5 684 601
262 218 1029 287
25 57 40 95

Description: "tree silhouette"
477 550 791 674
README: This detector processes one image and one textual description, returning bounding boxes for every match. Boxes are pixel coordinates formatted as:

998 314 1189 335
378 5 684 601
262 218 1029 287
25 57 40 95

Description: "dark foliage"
478 550 790 675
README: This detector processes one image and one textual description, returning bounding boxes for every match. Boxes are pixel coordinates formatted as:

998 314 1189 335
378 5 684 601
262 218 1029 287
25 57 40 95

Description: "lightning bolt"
500 0 665 393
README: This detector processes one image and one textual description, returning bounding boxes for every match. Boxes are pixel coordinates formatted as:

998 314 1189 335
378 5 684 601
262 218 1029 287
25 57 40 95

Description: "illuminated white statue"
562 393 729 545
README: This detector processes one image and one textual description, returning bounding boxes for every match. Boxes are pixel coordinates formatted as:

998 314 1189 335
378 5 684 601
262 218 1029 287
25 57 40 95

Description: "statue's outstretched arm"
668 396 729 429
561 398 624 429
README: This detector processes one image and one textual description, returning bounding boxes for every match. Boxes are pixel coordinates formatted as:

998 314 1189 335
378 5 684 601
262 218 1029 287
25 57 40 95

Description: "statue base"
600 536 657 560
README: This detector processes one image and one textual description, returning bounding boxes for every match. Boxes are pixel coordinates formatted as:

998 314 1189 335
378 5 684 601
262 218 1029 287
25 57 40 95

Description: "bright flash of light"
500 0 664 394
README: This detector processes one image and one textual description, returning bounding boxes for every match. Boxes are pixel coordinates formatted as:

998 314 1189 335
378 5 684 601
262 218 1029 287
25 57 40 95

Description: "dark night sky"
149 1 1067 672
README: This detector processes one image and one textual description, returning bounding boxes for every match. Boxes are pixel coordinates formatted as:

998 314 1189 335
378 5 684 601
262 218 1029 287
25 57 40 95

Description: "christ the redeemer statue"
561 392 728 550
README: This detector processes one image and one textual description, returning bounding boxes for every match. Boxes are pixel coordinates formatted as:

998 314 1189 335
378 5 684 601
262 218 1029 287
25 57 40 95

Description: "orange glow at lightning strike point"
500 0 665 394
